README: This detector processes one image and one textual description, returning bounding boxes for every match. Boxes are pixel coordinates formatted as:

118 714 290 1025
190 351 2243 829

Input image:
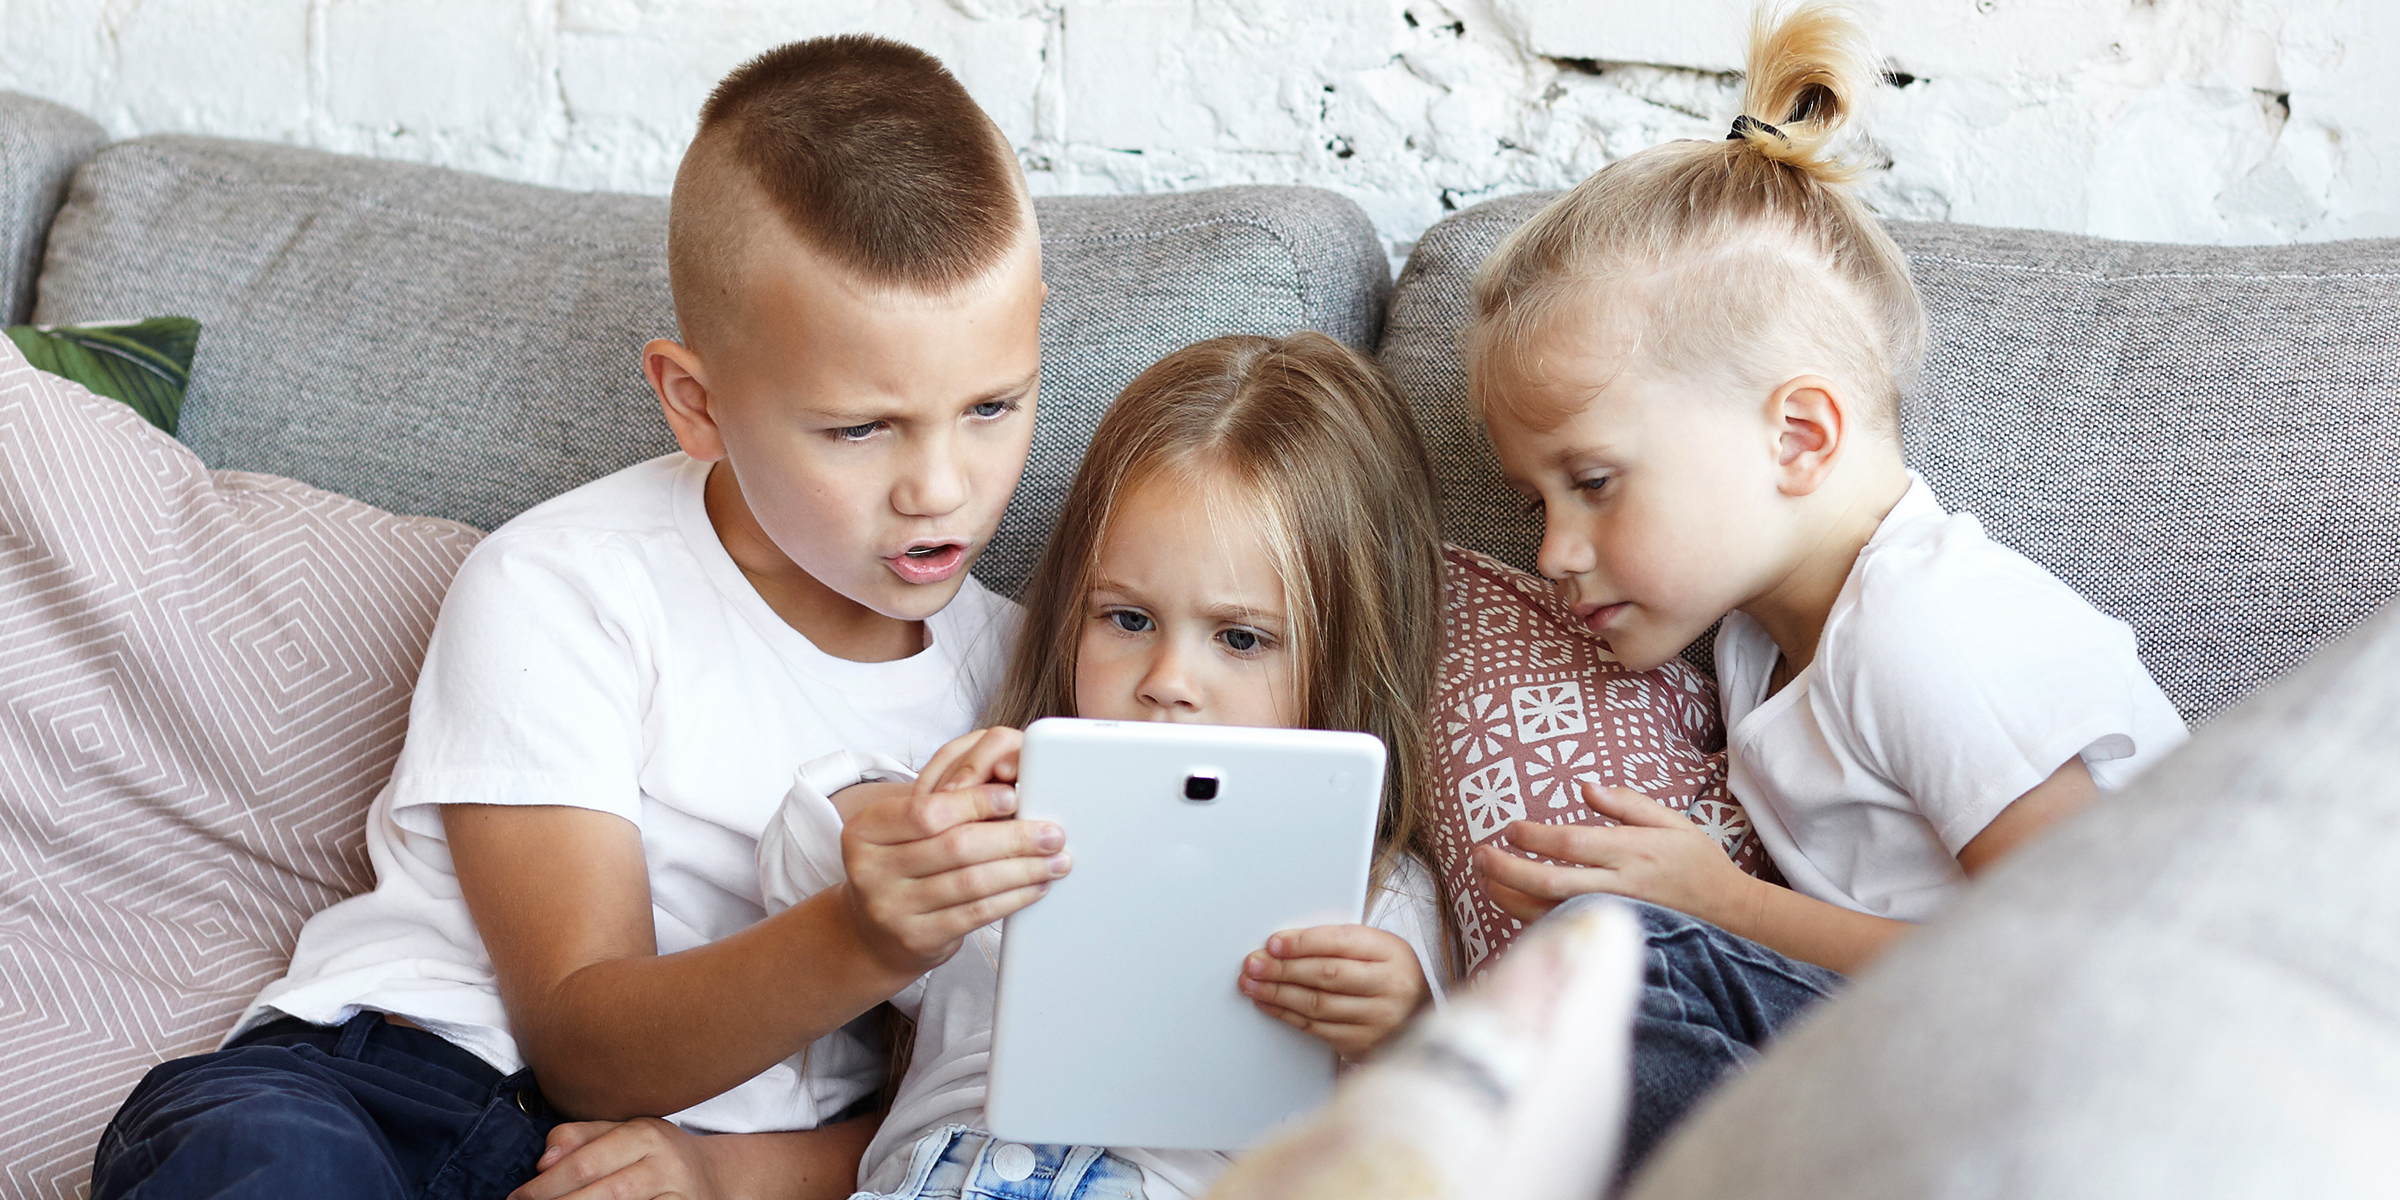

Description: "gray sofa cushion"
32 135 1387 598
1625 596 2400 1200
0 92 107 326
1380 194 2400 722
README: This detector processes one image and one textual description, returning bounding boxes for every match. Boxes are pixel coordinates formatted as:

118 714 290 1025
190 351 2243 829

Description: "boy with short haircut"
96 35 1063 1200
1463 3 2187 1177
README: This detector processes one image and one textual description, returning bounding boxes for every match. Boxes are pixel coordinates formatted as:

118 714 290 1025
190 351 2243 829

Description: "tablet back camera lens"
1184 772 1219 802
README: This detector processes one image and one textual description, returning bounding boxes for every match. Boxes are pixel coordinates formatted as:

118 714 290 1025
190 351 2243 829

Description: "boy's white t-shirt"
236 452 1019 1134
1717 472 2186 923
759 799 1449 1200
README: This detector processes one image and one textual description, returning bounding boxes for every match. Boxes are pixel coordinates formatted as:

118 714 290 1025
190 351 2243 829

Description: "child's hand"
508 1118 723 1200
1476 780 1756 926
840 731 1067 978
913 725 1025 797
1240 924 1430 1060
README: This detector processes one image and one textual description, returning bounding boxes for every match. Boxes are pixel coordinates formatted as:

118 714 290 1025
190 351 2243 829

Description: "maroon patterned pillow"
1431 545 1771 975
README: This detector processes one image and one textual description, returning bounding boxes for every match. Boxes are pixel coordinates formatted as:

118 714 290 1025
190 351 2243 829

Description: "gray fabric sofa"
5 82 2399 1198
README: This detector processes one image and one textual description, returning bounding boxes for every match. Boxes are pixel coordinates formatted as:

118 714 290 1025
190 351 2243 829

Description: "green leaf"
5 316 201 436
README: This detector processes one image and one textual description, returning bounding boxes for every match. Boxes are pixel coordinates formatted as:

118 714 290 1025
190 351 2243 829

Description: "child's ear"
646 338 727 462
1765 375 1848 496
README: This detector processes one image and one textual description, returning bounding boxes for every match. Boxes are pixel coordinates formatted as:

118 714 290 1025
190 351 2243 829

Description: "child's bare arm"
1240 925 1431 1060
444 775 1064 1120
507 1110 880 1200
1478 759 2097 975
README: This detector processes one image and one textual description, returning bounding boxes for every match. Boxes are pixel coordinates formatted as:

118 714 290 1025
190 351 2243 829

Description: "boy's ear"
1766 375 1847 497
646 338 726 463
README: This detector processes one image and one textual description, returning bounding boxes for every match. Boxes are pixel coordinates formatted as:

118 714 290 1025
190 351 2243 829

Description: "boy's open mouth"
887 541 969 585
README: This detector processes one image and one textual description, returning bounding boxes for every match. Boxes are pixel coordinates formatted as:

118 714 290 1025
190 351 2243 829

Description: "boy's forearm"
1711 877 1910 976
707 1112 885 1200
522 885 919 1120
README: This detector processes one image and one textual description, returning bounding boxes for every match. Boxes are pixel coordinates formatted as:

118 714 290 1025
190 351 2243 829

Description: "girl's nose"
1536 515 1597 582
1136 644 1202 713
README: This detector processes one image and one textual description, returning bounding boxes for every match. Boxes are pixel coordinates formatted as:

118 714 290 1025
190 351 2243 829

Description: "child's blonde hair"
987 332 1450 932
1468 1 1925 432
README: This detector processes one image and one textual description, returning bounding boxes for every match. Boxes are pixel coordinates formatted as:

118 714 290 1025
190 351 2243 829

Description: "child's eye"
969 398 1019 420
1107 609 1154 634
1219 627 1273 654
831 420 884 442
1577 474 1611 496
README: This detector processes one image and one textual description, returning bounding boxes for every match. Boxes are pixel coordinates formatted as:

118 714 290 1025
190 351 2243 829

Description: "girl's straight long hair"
986 331 1452 957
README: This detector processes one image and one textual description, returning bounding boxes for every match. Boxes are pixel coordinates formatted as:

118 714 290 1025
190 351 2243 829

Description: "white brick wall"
4 0 2392 267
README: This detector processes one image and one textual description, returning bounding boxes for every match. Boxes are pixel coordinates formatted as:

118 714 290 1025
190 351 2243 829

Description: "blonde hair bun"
1730 2 1880 183
1466 1 1925 434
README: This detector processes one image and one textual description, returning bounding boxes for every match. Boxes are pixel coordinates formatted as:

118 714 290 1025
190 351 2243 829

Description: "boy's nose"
893 443 969 517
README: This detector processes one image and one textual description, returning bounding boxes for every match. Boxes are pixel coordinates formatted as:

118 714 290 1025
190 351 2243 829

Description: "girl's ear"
647 338 726 462
1764 374 1848 496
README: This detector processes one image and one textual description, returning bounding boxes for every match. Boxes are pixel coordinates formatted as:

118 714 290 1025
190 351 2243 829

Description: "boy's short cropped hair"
670 34 1027 343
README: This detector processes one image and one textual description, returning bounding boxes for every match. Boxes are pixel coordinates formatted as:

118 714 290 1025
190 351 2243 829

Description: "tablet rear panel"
986 718 1385 1150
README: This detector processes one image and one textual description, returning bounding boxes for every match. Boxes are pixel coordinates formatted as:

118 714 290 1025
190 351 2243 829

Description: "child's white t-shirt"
235 451 1019 1134
1716 472 2186 923
759 798 1449 1200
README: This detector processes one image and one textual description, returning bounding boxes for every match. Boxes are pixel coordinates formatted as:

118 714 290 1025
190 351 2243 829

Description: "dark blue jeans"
1549 896 1846 1187
94 1011 562 1200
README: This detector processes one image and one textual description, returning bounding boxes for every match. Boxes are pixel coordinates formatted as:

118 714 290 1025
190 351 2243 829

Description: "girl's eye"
832 421 883 442
1577 475 1611 496
970 398 1018 420
1220 627 1268 653
1107 610 1154 634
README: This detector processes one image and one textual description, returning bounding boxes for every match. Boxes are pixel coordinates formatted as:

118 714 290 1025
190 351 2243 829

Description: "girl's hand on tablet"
1239 924 1430 1059
914 725 1025 796
840 760 1069 978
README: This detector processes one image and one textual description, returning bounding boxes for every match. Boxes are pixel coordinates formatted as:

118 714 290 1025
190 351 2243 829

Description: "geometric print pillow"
0 341 481 1199
1430 545 1773 977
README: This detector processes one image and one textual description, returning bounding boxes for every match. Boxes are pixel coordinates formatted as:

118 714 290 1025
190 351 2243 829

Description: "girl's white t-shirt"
760 789 1448 1200
236 452 1019 1134
1716 472 2187 923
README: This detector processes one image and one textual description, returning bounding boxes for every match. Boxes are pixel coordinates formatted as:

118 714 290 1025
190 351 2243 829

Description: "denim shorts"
856 1125 1145 1200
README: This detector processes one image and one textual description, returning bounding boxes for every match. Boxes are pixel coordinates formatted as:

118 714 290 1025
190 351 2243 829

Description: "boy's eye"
832 421 884 442
969 398 1018 419
1577 475 1611 496
1107 610 1154 634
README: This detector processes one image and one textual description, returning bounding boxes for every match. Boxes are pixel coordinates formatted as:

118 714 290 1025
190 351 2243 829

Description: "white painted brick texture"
2 0 2391 263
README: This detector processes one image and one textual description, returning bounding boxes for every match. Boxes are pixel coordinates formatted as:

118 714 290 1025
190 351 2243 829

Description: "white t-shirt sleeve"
1824 549 2180 856
384 531 653 838
1367 855 1452 1006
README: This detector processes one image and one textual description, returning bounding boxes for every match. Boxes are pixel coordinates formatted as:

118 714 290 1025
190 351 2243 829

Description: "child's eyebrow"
1200 603 1285 627
801 371 1042 426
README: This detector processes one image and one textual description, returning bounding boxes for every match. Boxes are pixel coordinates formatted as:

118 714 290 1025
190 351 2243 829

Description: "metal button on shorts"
990 1142 1037 1182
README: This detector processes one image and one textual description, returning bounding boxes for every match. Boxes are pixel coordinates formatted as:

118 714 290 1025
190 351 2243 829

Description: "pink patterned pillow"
1431 545 1771 976
0 340 481 1199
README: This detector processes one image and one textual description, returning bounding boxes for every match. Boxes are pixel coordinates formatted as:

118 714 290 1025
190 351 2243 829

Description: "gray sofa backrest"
0 94 106 325
1380 193 2400 724
30 132 1388 600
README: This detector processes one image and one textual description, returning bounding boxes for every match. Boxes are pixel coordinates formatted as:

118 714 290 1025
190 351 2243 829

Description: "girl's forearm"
520 885 918 1119
1713 876 1911 975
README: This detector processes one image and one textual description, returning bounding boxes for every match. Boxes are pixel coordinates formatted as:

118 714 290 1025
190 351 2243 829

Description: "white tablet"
984 717 1387 1150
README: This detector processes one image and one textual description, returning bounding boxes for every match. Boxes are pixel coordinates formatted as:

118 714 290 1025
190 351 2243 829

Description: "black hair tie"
1727 114 1785 141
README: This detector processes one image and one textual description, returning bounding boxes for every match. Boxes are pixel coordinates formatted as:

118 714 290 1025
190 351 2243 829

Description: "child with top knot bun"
1464 1 2186 1175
